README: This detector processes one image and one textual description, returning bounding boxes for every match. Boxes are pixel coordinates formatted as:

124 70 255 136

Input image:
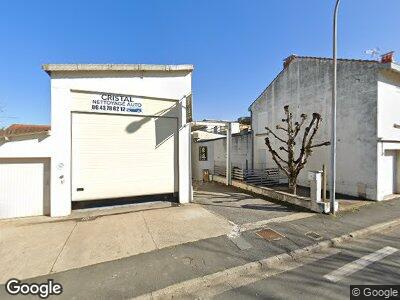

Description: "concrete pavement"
0 182 399 299
193 181 303 225
0 203 233 283
0 192 398 299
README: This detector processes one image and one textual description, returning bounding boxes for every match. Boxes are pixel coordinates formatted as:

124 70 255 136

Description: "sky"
0 0 399 127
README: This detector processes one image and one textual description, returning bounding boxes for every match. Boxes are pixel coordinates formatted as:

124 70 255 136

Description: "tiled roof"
0 124 50 137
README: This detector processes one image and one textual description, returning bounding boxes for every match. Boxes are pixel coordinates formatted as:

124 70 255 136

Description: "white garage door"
0 158 50 219
72 113 178 201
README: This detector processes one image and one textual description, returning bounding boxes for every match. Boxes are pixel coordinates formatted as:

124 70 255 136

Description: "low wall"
212 175 329 213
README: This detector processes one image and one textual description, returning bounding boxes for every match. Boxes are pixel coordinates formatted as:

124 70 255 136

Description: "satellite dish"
364 47 381 60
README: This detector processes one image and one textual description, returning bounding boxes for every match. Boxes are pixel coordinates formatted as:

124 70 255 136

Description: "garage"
0 158 50 219
71 112 178 201
0 64 193 219
42 63 193 217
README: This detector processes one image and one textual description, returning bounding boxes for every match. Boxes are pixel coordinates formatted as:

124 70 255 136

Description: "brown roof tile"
0 124 50 137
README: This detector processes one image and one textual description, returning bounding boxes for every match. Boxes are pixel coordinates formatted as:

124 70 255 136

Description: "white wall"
251 58 380 199
192 133 252 180
377 70 400 199
231 133 252 169
192 130 225 141
191 140 215 180
0 134 51 158
49 70 192 216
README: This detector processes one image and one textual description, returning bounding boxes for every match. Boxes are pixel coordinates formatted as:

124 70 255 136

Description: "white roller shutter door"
71 113 178 201
0 158 50 219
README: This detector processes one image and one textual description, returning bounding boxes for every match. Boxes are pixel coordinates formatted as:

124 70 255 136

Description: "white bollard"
308 170 330 213
308 171 322 203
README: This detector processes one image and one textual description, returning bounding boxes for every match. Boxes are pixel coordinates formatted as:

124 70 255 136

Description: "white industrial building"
250 55 400 201
192 120 240 135
0 64 193 219
191 119 241 142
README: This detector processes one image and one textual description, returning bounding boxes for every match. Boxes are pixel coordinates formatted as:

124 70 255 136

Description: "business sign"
199 146 208 161
91 93 143 114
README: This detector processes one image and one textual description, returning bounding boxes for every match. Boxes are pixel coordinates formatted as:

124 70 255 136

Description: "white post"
226 122 232 185
330 0 341 215
309 170 330 213
309 171 322 203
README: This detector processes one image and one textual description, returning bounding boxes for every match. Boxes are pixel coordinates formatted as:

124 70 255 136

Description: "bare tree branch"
310 141 331 148
279 146 289 153
265 137 289 175
293 113 307 138
265 127 286 144
264 105 329 194
276 124 288 132
265 138 288 164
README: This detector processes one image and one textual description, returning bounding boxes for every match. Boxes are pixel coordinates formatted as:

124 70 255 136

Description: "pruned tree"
265 105 330 194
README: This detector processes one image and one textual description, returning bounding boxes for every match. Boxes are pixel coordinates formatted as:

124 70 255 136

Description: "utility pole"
226 122 232 185
330 0 341 214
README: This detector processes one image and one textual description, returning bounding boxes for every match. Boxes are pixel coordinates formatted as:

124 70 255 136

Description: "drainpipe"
250 109 254 170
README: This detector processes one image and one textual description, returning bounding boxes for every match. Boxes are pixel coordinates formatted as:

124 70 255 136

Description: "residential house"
249 54 400 200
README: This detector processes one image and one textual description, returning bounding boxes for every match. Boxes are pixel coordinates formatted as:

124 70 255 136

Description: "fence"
213 164 286 187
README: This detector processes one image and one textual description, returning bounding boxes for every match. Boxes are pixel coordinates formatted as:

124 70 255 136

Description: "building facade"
191 120 240 137
250 55 400 200
192 132 252 180
0 64 193 219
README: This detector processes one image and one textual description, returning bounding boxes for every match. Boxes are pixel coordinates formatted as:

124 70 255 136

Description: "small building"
192 120 240 137
0 64 193 219
0 125 51 219
192 131 252 180
250 55 400 200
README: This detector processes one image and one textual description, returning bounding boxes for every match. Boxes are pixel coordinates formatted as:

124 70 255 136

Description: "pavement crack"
141 212 158 249
49 221 78 274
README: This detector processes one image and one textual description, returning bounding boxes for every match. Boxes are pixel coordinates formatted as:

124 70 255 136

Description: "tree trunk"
288 177 297 195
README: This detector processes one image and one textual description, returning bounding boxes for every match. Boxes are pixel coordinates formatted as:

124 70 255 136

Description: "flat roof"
42 64 194 74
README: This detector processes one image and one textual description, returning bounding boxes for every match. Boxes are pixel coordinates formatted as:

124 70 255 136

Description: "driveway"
0 182 305 284
193 181 304 226
0 202 232 283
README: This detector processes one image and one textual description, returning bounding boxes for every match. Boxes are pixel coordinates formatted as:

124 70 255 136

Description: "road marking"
134 248 340 299
324 246 398 283
241 212 315 231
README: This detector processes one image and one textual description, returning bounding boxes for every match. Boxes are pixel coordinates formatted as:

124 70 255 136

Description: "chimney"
380 51 395 63
283 54 297 69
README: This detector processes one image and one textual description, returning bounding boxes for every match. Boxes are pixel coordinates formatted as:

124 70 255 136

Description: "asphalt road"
215 225 400 300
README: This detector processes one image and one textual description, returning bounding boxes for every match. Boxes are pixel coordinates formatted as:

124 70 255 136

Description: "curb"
134 218 400 299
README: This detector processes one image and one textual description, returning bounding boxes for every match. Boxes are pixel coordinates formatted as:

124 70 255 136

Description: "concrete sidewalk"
0 203 233 283
0 195 398 299
1 183 399 299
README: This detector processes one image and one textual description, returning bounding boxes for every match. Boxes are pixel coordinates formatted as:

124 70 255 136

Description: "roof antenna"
364 47 381 60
